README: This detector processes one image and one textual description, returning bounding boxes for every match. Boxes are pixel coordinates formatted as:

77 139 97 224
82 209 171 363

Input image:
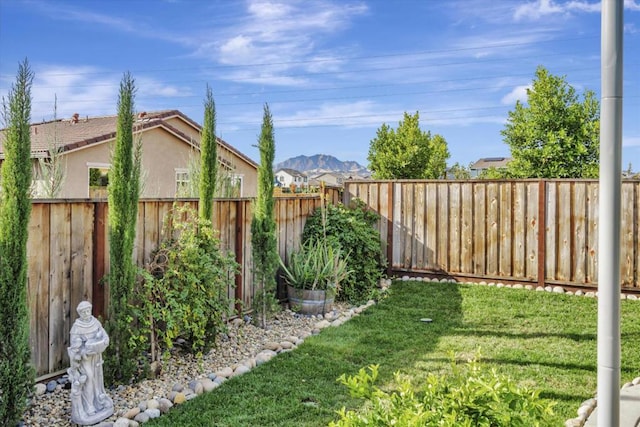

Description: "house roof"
469 157 512 170
0 109 258 169
275 168 307 178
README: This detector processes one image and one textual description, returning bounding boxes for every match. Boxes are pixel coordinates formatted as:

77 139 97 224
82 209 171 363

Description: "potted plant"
280 239 351 315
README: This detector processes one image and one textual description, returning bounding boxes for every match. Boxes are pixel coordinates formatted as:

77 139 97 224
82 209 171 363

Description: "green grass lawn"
147 281 640 426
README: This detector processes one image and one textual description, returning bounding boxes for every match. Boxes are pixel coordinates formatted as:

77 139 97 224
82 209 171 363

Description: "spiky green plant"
104 72 142 384
250 104 279 327
199 85 217 221
0 58 35 426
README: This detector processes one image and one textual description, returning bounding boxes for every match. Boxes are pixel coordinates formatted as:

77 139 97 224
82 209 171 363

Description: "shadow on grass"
147 281 463 427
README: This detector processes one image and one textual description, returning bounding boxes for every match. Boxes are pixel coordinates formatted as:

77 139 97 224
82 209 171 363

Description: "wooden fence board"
621 182 635 285
586 183 599 283
48 203 71 373
70 203 93 323
449 183 461 272
557 182 571 281
486 183 499 276
27 203 50 376
473 183 486 275
460 183 473 273
414 183 426 268
526 183 539 279
437 184 449 271
403 183 414 268
545 182 557 281
513 183 526 278
392 183 402 269
425 183 437 270
499 183 512 276
573 183 587 283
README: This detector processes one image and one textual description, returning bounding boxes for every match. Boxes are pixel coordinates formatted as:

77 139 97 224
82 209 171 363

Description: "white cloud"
624 0 640 11
501 85 530 105
623 136 640 147
208 0 368 85
514 0 602 21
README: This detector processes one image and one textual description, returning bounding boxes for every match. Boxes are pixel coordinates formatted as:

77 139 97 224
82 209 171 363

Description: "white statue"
67 301 114 425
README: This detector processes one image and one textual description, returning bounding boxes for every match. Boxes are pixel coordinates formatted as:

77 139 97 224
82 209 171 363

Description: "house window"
218 174 243 197
87 163 110 198
175 169 190 196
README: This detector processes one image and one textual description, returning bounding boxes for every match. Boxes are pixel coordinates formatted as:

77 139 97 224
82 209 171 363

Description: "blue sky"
1 0 639 170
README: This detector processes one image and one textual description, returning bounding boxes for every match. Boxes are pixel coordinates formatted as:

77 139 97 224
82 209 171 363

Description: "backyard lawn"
147 280 640 426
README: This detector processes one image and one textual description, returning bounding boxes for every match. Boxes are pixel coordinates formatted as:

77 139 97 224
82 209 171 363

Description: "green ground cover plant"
147 281 640 426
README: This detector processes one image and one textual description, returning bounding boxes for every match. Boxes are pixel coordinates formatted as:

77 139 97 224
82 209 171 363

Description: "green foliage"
331 354 556 427
367 111 450 179
251 104 280 327
302 200 385 303
138 205 238 361
105 72 142 384
176 149 241 198
0 58 35 426
448 162 471 179
279 239 351 292
199 85 217 220
502 66 600 178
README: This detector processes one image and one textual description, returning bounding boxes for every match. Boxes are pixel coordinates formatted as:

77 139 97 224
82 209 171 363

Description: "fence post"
537 180 547 288
92 201 107 320
387 182 394 277
234 200 244 315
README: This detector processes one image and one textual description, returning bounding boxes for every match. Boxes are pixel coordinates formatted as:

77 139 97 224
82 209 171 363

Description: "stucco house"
274 168 307 189
469 157 512 178
0 110 258 198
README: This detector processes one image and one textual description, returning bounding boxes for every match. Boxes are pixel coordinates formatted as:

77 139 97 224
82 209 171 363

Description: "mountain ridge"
275 154 369 175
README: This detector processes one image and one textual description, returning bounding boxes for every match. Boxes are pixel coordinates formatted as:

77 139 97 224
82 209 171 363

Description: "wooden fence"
26 191 337 379
344 179 640 289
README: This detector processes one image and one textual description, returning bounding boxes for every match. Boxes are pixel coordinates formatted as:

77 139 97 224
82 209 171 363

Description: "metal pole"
598 0 623 425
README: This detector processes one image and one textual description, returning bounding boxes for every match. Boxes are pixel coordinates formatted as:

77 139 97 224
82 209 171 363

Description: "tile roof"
0 109 258 168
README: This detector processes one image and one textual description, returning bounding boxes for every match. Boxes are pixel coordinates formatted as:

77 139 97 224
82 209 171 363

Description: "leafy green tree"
199 85 217 221
502 66 600 178
105 72 143 384
251 104 279 327
367 112 450 179
0 59 35 426
447 162 471 179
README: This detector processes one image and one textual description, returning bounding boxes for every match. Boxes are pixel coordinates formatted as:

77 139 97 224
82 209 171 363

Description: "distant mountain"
276 154 369 176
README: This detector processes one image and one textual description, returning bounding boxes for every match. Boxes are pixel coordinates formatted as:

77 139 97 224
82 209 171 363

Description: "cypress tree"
250 104 279 327
0 59 35 425
199 85 217 221
104 72 141 383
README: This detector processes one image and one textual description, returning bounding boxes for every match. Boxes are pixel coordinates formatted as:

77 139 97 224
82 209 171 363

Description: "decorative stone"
553 286 565 294
146 399 160 410
123 407 141 419
34 383 47 396
216 367 234 378
173 392 186 404
158 398 173 413
256 350 277 365
233 365 251 376
525 285 534 290
46 380 58 393
627 294 638 300
280 341 293 350
314 320 330 329
264 341 281 351
67 301 114 425
200 378 217 392
114 417 131 427
513 284 524 289
575 290 584 296
138 401 147 412
133 412 150 423
171 383 183 392
213 376 226 386
144 408 161 419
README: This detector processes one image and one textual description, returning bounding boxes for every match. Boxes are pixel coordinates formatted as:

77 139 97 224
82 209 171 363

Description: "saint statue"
67 301 114 425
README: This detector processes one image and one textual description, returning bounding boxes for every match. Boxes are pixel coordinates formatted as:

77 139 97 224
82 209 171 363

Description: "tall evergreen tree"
105 72 141 383
199 85 217 221
251 104 279 327
0 59 35 425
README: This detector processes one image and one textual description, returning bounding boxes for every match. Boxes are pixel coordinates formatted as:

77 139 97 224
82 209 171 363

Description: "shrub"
330 354 555 427
302 199 385 303
138 205 239 361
